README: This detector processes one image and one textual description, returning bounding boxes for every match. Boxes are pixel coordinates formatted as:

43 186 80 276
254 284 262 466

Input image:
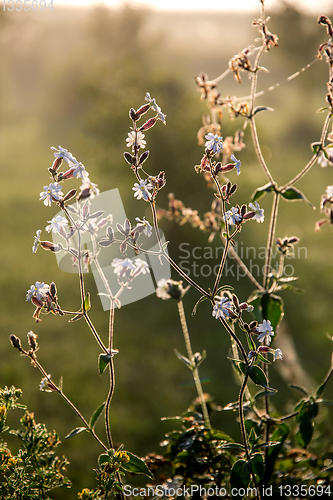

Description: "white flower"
112 258 136 278
318 147 333 167
273 348 283 361
135 216 152 237
134 258 150 275
156 278 172 300
39 182 64 207
212 296 233 320
145 92 166 124
326 185 333 198
46 215 69 234
230 154 241 175
80 177 100 198
132 179 153 201
257 319 274 345
204 133 224 154
39 375 53 392
72 162 88 180
248 201 265 223
223 206 242 225
26 281 50 302
32 230 41 254
126 131 146 150
51 146 79 165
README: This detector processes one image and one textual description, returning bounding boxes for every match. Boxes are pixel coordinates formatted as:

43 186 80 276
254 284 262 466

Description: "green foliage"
0 386 71 499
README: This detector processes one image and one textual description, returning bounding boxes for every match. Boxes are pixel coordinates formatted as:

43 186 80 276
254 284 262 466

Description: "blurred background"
0 0 333 497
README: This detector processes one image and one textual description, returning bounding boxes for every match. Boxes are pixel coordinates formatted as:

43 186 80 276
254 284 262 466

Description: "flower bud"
139 150 150 165
9 334 22 350
41 241 62 252
258 346 270 353
123 152 135 165
135 103 150 119
50 282 57 300
140 117 157 131
63 189 77 202
31 296 43 308
58 168 74 181
27 331 38 351
129 108 136 120
243 211 255 220
50 157 62 173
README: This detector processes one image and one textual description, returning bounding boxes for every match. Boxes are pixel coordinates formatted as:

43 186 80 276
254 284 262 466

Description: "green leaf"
296 418 314 448
251 182 275 203
311 141 321 154
99 353 112 375
265 424 289 483
84 292 91 312
89 402 105 430
316 353 333 399
174 349 192 369
65 427 87 439
254 389 277 401
230 459 251 493
256 354 272 365
208 429 233 442
251 453 264 481
120 451 154 479
261 293 284 332
191 295 208 316
98 453 110 466
246 365 270 389
290 384 309 397
281 187 315 208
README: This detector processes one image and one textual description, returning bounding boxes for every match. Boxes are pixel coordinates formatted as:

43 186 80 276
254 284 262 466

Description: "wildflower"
256 319 274 345
78 177 100 200
230 153 241 175
112 258 137 278
134 258 150 274
51 145 79 165
45 215 68 234
72 162 88 180
248 201 265 223
39 182 63 207
317 147 333 167
39 375 56 393
132 179 153 201
326 185 333 198
205 133 224 154
156 278 188 300
26 282 50 302
145 92 167 124
135 216 152 237
32 230 41 254
223 206 242 225
212 296 233 320
27 331 38 351
126 131 146 150
258 345 282 362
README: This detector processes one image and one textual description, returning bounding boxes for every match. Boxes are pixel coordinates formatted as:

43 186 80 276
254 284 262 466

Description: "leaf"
84 292 91 312
230 459 251 492
311 141 321 153
208 429 233 442
174 349 192 369
260 293 284 332
120 451 154 479
99 353 112 375
254 389 277 401
265 424 289 483
89 210 104 219
281 187 315 208
251 182 275 203
89 402 105 430
69 313 83 322
316 353 333 399
256 354 272 365
251 453 264 481
191 295 208 316
290 384 309 397
65 427 87 439
296 418 314 448
246 365 271 389
252 106 274 116
98 453 110 466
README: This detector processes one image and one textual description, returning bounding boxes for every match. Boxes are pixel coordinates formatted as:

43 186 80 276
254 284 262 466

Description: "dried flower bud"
140 117 157 131
123 152 136 165
27 331 38 351
9 334 22 350
40 241 62 252
129 108 136 120
63 189 77 202
139 150 150 165
135 103 150 119
50 157 62 173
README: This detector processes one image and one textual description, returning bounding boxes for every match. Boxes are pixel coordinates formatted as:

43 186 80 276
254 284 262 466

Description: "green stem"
263 192 280 290
177 300 211 429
